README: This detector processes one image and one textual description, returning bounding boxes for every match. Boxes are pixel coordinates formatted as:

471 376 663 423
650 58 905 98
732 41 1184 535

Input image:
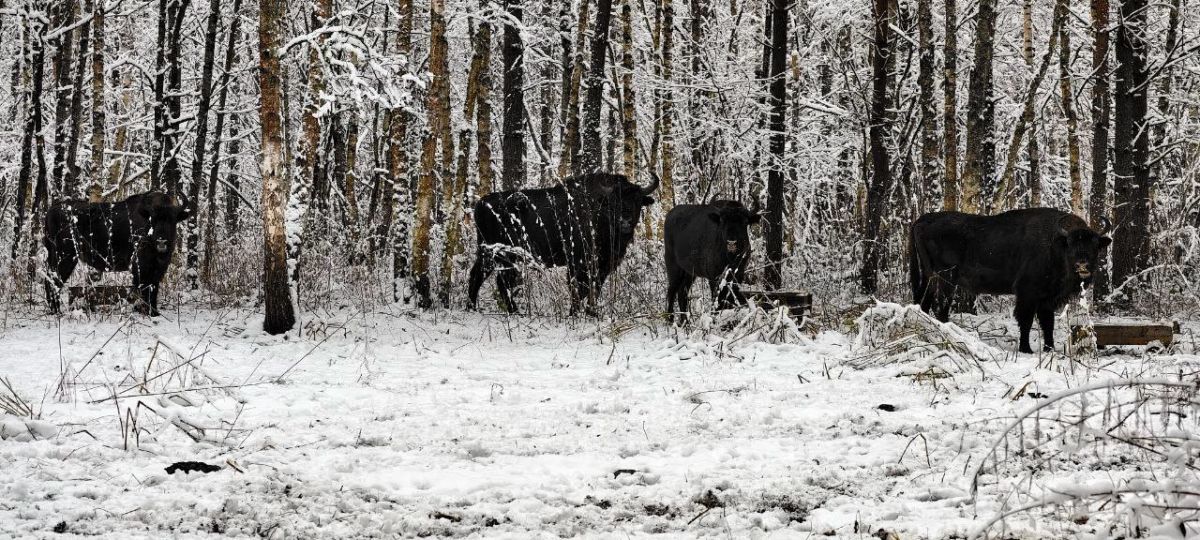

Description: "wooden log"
741 289 813 322
1070 321 1179 348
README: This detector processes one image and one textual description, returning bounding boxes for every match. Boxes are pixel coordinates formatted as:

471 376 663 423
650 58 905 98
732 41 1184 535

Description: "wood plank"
1070 322 1178 347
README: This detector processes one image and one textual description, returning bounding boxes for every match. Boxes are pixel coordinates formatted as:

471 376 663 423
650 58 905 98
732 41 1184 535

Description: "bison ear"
1099 236 1112 249
174 205 194 222
747 213 761 225
641 196 654 207
708 212 722 223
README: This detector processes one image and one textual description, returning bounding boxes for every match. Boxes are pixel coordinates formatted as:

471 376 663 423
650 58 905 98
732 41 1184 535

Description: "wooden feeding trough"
68 285 137 311
741 289 813 323
1070 320 1180 349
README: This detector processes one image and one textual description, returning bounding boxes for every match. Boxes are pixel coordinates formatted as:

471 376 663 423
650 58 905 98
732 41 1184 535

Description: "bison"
43 191 193 316
466 172 658 316
909 208 1112 353
664 200 760 321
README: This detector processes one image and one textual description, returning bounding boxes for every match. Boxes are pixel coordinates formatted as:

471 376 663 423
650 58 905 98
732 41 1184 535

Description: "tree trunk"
476 3 495 196
764 0 788 290
1022 0 1040 206
412 0 452 308
1111 0 1151 296
501 0 526 190
917 0 938 211
578 0 615 175
992 0 1067 212
50 0 77 197
942 0 958 210
258 0 297 334
439 8 490 306
1059 0 1084 215
537 0 556 184
13 13 47 262
660 0 676 214
292 0 332 284
204 0 244 282
1153 0 1180 189
559 0 592 177
619 0 637 179
960 0 997 213
861 0 893 294
185 0 223 290
1089 0 1112 298
66 2 90 197
162 0 188 195
387 0 415 304
88 0 106 202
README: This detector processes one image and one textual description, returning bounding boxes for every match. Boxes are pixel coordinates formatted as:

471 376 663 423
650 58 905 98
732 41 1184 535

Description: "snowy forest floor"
1 304 1198 539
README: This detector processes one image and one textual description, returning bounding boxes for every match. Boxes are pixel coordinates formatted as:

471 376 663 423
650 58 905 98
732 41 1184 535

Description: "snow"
0 306 1196 538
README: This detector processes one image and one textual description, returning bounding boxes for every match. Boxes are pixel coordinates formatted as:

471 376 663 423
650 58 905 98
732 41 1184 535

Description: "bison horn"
642 170 661 195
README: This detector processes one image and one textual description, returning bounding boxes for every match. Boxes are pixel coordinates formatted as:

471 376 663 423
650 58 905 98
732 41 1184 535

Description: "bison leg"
133 266 166 317
44 247 78 314
666 267 688 322
1036 304 1056 353
466 248 495 311
495 268 522 314
674 275 695 322
1014 298 1037 354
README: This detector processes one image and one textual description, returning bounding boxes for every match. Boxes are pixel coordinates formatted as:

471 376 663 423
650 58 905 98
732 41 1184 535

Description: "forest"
1 0 1199 537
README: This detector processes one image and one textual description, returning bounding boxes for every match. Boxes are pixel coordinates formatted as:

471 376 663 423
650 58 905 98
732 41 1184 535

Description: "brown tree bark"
501 0 526 190
1111 0 1151 295
578 0 615 174
619 0 637 179
861 0 893 294
961 0 997 213
993 0 1067 212
204 0 244 283
765 0 787 290
942 0 958 210
559 0 592 177
50 0 77 197
439 9 491 306
411 0 453 308
293 0 332 283
1089 0 1112 298
185 0 224 290
258 0 297 334
1059 0 1084 215
386 0 415 304
88 0 106 202
917 0 938 211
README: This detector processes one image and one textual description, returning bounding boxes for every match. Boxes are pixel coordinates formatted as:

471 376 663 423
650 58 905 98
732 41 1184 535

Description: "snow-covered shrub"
845 302 1004 373
969 378 1200 538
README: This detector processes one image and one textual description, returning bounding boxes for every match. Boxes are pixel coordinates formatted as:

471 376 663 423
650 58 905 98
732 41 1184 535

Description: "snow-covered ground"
1 305 1197 539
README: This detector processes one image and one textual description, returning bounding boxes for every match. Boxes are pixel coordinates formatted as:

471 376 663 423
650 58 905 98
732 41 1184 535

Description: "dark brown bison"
664 200 760 321
43 191 193 316
910 208 1111 353
466 172 658 316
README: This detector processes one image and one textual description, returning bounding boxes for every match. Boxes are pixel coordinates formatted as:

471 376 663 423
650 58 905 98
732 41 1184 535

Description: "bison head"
137 193 194 255
592 173 657 235
707 200 761 255
1055 226 1112 283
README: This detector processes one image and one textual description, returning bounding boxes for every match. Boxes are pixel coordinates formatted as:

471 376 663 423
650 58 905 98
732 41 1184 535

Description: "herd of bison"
41 172 1114 353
